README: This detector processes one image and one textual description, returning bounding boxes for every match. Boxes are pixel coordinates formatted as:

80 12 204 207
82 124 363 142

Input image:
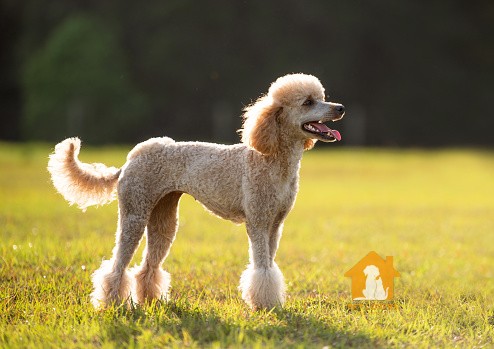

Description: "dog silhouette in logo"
354 264 389 300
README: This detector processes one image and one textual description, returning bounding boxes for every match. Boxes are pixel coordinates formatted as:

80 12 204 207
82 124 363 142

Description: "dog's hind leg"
133 192 182 304
91 201 149 309
239 221 286 310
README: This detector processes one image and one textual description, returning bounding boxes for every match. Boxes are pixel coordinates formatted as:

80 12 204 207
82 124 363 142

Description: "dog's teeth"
304 123 322 133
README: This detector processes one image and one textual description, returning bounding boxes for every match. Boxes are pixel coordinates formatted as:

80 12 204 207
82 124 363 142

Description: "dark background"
1 0 493 146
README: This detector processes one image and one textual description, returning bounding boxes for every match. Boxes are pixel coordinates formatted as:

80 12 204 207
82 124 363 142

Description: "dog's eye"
302 99 313 106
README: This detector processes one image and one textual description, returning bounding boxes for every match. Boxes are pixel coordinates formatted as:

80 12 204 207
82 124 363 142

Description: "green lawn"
1 143 493 348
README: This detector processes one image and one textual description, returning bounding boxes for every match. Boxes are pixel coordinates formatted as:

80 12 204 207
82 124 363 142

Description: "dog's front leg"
268 218 284 262
239 222 286 310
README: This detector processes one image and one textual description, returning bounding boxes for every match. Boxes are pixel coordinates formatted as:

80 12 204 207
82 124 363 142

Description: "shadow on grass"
101 298 375 348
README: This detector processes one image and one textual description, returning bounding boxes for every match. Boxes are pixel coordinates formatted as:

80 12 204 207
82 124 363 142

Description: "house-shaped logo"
344 251 400 301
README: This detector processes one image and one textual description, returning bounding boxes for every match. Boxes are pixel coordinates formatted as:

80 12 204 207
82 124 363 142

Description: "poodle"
47 73 345 310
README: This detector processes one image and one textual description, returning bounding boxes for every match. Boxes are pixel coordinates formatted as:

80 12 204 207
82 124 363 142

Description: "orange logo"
344 251 400 301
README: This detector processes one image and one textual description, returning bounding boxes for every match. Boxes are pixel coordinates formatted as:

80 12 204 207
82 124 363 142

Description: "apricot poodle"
48 73 345 310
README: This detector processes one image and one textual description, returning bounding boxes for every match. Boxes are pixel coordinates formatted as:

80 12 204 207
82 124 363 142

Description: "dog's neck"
265 139 306 181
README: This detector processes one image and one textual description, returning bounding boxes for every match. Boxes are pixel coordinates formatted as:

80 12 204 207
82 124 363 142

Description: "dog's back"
122 138 248 223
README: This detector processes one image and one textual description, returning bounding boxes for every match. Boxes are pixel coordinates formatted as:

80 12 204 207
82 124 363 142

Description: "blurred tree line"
0 0 493 146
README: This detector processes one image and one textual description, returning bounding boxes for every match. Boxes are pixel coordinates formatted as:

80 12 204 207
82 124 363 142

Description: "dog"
47 73 345 310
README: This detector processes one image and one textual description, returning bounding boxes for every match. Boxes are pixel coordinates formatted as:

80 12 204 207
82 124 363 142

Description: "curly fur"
48 73 344 310
239 262 286 310
47 138 120 211
90 259 135 309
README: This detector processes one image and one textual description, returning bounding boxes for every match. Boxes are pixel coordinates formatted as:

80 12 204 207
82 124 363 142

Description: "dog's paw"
90 259 135 309
239 263 286 310
132 265 171 304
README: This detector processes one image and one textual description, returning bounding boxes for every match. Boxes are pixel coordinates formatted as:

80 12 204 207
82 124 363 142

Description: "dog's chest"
275 176 299 207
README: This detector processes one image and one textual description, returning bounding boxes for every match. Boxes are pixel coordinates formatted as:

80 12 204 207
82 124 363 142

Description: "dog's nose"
336 104 345 116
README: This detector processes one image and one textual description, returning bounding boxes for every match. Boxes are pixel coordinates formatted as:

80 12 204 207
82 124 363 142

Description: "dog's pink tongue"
308 122 342 141
330 129 342 141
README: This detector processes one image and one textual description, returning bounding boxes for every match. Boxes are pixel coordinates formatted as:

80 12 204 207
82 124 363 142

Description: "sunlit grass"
1 143 493 348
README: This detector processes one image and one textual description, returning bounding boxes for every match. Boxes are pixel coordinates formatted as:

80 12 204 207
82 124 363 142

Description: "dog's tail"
48 137 121 211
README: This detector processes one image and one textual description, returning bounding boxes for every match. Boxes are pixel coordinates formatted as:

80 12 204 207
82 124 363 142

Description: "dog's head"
240 73 345 155
363 265 380 278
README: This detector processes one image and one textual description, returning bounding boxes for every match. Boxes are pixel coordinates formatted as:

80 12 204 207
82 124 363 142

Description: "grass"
1 142 493 348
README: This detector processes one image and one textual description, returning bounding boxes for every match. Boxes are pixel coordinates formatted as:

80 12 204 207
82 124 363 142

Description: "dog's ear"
239 96 282 156
249 105 282 155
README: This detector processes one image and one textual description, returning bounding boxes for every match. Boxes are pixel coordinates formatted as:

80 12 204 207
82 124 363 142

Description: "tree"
22 14 149 143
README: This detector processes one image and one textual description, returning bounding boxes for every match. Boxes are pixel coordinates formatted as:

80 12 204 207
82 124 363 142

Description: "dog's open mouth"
302 121 342 142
